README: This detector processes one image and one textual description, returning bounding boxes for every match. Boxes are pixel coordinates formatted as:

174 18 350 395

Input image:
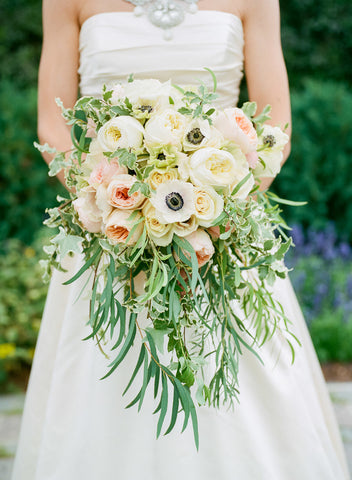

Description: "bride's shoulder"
42 0 81 27
240 0 281 24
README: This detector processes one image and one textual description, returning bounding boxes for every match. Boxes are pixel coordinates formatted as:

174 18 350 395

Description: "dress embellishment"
126 0 199 39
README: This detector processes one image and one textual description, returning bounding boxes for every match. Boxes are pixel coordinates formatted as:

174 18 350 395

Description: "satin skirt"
12 254 349 479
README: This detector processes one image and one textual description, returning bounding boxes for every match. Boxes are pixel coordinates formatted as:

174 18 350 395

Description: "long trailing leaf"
63 247 102 285
100 313 137 379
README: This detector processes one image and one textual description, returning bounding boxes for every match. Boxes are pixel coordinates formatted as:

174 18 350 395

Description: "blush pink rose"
107 174 145 210
73 190 102 233
214 108 258 154
105 209 143 245
184 229 215 267
89 158 128 188
86 118 97 138
246 151 260 169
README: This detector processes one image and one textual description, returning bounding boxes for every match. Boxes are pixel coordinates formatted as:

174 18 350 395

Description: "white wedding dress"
12 11 350 480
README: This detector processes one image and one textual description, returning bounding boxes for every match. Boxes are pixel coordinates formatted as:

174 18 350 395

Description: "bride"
12 0 350 478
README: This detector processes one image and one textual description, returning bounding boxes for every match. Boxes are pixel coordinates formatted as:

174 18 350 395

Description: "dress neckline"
79 10 242 33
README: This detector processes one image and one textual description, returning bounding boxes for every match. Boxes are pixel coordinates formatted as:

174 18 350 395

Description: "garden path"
1 384 351 479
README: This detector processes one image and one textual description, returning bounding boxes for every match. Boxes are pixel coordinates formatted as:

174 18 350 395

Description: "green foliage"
0 0 42 86
0 230 49 389
309 312 352 364
273 79 352 241
281 0 352 86
0 80 64 243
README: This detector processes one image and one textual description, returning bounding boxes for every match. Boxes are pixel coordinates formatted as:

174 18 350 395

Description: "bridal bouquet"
37 71 301 447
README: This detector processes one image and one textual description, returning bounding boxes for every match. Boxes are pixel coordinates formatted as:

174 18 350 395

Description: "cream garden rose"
148 168 179 190
105 209 143 245
144 109 187 148
173 215 198 237
194 185 224 227
97 116 144 151
189 147 244 188
143 201 174 246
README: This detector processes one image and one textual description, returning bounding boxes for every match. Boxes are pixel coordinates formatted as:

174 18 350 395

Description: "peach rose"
107 174 145 210
105 209 143 245
89 158 128 188
207 222 232 240
184 229 215 267
73 189 102 233
214 108 258 154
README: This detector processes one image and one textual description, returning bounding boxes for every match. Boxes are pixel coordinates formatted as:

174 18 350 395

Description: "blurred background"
0 0 352 391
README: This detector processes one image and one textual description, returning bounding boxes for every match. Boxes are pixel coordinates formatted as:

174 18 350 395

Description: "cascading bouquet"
37 70 302 448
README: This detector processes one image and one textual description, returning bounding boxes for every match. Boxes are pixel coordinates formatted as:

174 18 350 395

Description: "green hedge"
0 231 49 389
0 80 64 244
273 79 352 240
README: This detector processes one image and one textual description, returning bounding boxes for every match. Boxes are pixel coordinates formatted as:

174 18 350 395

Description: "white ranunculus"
189 147 244 188
144 109 187 148
254 125 290 178
150 179 196 224
105 209 143 246
142 201 174 246
194 185 224 227
173 215 198 237
214 108 258 154
182 118 223 152
97 116 144 151
73 187 103 233
184 229 215 267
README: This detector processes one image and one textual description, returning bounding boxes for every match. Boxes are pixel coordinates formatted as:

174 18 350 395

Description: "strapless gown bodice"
78 11 244 109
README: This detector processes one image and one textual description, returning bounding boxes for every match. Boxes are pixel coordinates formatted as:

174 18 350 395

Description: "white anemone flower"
150 179 196 224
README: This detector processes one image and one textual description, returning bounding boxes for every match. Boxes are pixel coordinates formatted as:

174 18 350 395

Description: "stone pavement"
1 384 351 480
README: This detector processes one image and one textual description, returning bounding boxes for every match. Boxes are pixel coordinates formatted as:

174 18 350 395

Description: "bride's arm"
37 0 80 188
242 0 291 191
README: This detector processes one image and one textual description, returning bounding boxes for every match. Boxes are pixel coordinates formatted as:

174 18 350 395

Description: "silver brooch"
126 0 199 40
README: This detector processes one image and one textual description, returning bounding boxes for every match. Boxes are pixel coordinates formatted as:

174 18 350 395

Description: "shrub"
273 80 352 241
288 224 352 363
0 230 49 389
0 80 64 244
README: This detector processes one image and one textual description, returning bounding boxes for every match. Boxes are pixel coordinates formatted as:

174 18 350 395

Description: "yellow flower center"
206 155 231 175
107 126 122 142
165 113 182 131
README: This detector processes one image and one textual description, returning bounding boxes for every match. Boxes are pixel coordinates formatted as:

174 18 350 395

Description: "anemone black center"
186 127 205 145
263 134 276 148
157 153 166 160
165 192 184 211
139 105 153 113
